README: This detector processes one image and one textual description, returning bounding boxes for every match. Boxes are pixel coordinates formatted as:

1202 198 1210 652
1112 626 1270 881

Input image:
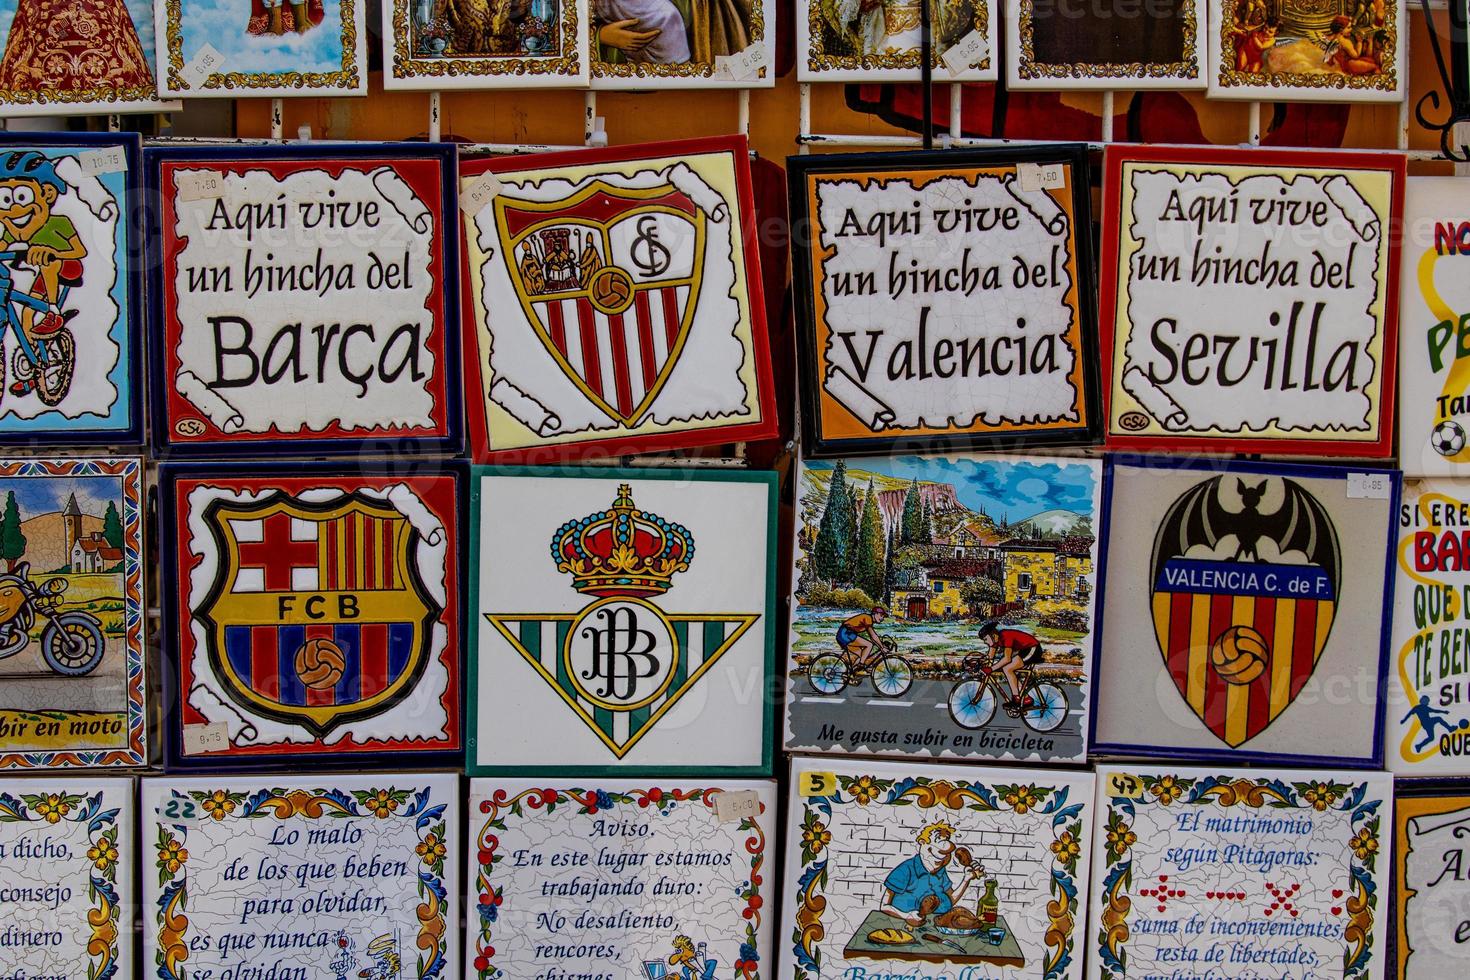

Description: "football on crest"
295 637 346 690
1209 625 1268 686
1432 419 1467 457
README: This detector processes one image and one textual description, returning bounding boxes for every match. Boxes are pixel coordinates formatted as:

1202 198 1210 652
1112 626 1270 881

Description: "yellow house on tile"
998 538 1093 603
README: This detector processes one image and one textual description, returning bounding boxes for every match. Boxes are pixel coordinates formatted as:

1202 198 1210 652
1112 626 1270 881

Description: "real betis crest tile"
470 466 777 775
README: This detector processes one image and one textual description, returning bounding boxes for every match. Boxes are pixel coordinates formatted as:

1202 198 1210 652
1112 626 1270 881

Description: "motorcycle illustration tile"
165 465 462 766
471 466 776 774
1093 459 1396 766
0 457 144 769
785 453 1103 764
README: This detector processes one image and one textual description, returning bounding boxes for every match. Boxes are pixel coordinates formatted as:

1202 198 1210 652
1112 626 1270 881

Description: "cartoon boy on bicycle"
0 151 85 395
977 620 1044 710
836 606 888 670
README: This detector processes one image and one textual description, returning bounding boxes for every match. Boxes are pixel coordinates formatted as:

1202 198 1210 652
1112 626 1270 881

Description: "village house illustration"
64 493 122 573
799 461 1093 623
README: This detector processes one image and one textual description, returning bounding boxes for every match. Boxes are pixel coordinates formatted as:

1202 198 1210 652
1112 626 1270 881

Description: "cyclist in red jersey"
977 620 1044 707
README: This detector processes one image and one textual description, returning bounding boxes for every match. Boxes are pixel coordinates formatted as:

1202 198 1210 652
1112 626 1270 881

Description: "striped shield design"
198 493 439 735
497 180 705 427
489 597 759 758
1149 476 1341 748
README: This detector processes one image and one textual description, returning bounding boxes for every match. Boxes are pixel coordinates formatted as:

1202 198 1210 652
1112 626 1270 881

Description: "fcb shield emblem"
497 180 705 427
1149 476 1341 748
197 493 439 735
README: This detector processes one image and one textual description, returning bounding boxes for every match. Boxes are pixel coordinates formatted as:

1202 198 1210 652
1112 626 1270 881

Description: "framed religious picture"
1090 764 1393 980
155 0 367 96
789 146 1099 458
469 465 777 775
785 452 1104 765
0 0 177 114
1100 145 1404 457
1208 0 1404 102
0 778 134 976
468 778 776 978
0 457 145 770
143 773 460 980
1005 0 1203 89
144 143 462 458
382 0 588 89
1385 477 1470 775
1399 177 1470 477
1092 457 1397 768
1392 779 1470 979
797 0 996 81
590 0 773 88
461 137 778 462
159 461 464 771
781 757 1095 979
0 134 144 446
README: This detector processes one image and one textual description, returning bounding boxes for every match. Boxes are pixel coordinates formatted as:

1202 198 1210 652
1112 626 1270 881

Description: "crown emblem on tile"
551 484 694 598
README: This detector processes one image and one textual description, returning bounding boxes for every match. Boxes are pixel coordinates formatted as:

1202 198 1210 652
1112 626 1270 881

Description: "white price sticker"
181 720 231 756
181 43 227 89
712 790 760 824
941 31 990 77
716 44 768 81
1347 471 1393 500
460 172 502 215
78 147 127 176
1017 161 1066 192
176 169 225 202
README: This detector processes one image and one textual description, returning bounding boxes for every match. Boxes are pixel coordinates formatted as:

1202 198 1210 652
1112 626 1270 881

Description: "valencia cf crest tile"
160 461 464 770
1092 458 1397 767
469 466 778 776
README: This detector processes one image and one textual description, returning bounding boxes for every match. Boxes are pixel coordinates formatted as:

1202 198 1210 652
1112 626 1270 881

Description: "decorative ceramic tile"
145 143 461 457
789 146 1099 457
1101 145 1404 457
1392 779 1470 979
0 0 177 115
142 773 460 980
0 457 144 770
161 462 463 769
382 0 588 88
0 777 133 978
1090 764 1392 980
1207 0 1404 102
461 137 777 462
1005 0 1203 89
470 466 776 775
781 757 1094 979
1385 476 1470 774
156 0 367 96
785 452 1103 764
1399 176 1470 477
0 134 144 445
590 0 773 88
1093 458 1396 767
797 0 996 81
468 778 775 978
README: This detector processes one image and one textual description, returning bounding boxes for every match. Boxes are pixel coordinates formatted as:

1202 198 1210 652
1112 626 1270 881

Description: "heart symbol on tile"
1331 906 1342 916
1206 892 1215 899
1157 904 1166 913
1264 909 1273 916
1332 889 1343 899
1158 875 1168 883
1290 910 1299 918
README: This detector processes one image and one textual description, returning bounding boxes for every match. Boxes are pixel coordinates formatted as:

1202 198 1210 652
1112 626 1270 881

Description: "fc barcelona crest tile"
1092 458 1396 767
160 462 463 769
470 466 777 775
460 137 779 462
